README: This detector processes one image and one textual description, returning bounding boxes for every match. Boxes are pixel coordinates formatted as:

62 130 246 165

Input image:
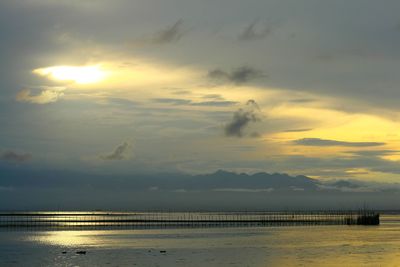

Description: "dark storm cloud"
153 19 185 44
224 100 261 137
238 20 271 41
208 66 264 85
294 138 385 147
0 150 31 163
100 142 131 161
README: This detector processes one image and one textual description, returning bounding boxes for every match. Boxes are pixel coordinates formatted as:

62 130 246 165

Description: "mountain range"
1 168 399 210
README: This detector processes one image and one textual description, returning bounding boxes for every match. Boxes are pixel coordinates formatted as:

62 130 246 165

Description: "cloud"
224 100 261 137
249 132 261 138
346 150 400 157
172 90 191 95
316 179 400 193
106 98 139 107
202 94 224 100
153 19 185 44
293 138 385 147
190 101 238 107
261 153 400 177
152 98 192 105
100 141 132 161
212 188 274 193
208 66 264 85
16 87 65 104
0 150 31 163
238 20 271 41
289 98 316 104
284 128 313 133
152 98 238 107
317 183 377 193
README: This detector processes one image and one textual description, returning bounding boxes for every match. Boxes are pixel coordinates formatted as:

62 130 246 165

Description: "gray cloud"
289 98 316 104
0 150 31 163
346 150 400 157
224 100 261 137
294 138 385 147
202 94 224 100
152 98 192 105
238 20 271 41
244 154 399 178
249 132 261 138
202 149 400 179
213 188 274 193
208 66 264 85
153 19 185 44
284 128 313 133
191 101 238 107
317 183 377 193
152 98 238 107
100 142 132 161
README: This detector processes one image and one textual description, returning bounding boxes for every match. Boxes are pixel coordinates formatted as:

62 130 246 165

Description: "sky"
2 0 400 187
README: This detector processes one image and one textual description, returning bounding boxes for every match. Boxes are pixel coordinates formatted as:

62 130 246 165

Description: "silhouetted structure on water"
0 210 379 229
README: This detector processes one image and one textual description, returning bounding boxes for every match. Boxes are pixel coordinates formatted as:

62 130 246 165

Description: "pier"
0 211 379 229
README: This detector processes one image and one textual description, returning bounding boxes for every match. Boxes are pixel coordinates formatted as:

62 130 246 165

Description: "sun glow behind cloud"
33 65 106 84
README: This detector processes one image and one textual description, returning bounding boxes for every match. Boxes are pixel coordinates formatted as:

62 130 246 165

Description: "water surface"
1 214 400 266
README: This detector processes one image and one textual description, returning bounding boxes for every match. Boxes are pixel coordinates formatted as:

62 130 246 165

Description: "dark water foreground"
0 211 379 229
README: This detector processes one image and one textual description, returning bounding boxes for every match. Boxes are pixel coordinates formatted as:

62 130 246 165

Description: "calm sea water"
1 214 400 267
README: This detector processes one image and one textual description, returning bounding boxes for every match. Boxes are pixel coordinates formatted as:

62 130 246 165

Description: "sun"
33 65 106 84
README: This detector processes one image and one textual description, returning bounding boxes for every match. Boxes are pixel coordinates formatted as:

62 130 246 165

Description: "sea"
0 213 399 267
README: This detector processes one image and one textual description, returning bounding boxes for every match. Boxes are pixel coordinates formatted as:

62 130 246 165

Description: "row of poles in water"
0 210 380 228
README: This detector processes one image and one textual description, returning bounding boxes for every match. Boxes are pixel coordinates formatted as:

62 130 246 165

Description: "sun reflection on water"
27 231 106 247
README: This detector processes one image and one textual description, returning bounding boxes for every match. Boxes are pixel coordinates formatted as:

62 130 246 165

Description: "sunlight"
34 65 106 84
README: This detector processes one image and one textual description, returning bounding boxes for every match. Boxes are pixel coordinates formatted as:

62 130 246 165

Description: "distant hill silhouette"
1 167 399 210
0 167 374 192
